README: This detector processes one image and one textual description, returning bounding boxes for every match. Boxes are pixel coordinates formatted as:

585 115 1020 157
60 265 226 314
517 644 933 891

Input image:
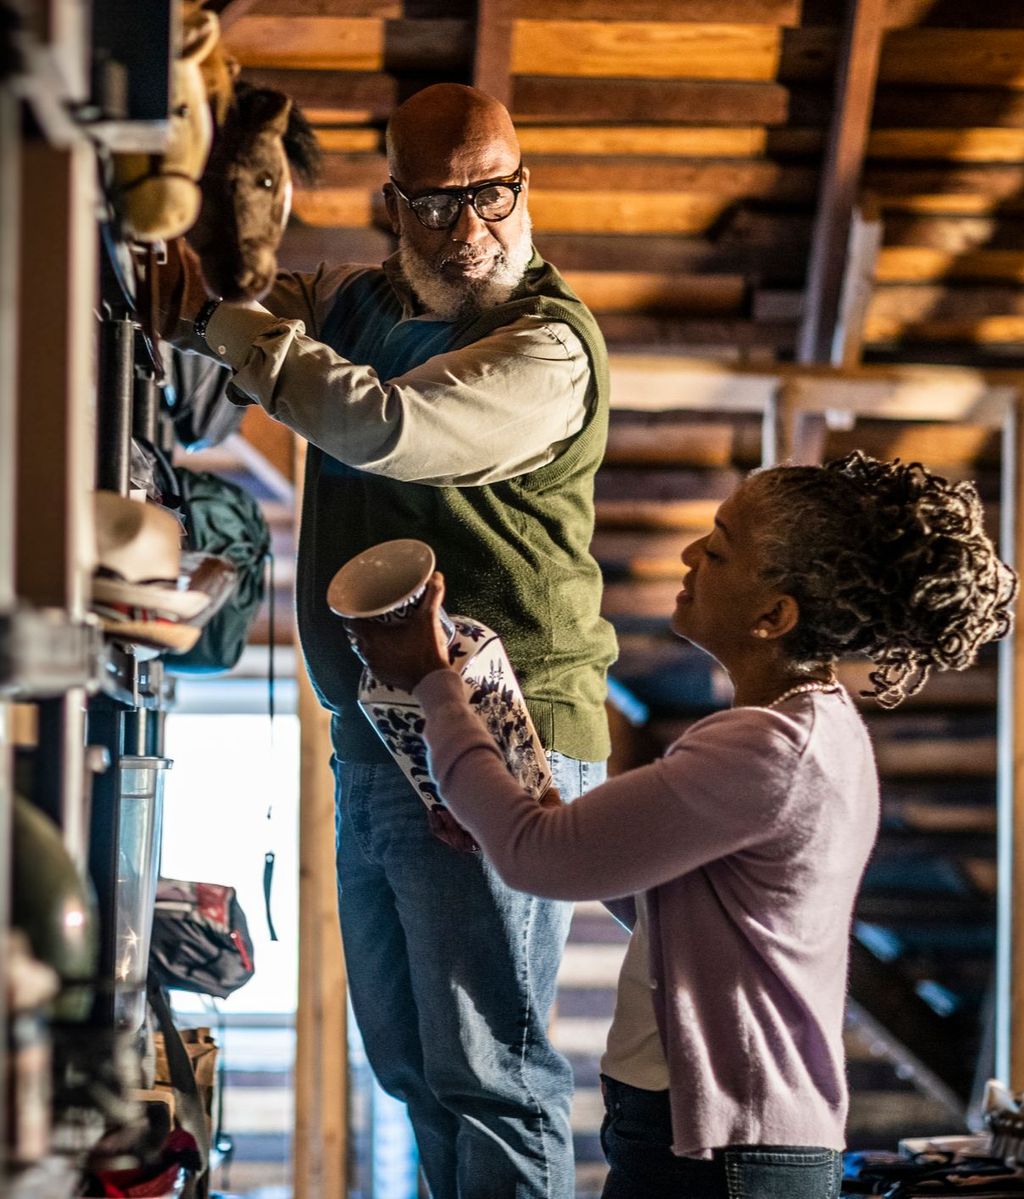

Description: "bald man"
171 84 617 1198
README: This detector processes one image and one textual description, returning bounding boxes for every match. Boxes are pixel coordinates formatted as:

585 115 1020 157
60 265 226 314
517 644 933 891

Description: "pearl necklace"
763 678 841 710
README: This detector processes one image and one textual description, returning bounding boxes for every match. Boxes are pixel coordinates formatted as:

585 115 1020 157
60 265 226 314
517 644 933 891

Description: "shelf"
98 644 173 711
5 1157 80 1199
0 608 104 698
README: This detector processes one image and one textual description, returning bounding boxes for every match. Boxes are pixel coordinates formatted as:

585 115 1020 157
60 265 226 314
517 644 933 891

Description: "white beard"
399 213 534 322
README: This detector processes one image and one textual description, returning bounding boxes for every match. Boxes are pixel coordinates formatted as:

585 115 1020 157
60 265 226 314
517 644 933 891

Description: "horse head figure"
110 6 221 242
189 82 321 302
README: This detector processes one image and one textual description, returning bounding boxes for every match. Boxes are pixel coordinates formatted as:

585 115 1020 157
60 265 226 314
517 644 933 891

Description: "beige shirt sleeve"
194 274 590 487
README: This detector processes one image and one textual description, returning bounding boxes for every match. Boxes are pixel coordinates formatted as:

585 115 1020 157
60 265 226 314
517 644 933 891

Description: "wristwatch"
193 297 222 345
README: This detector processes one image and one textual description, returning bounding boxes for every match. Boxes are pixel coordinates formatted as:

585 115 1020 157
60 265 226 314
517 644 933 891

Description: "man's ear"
382 184 401 235
755 594 800 641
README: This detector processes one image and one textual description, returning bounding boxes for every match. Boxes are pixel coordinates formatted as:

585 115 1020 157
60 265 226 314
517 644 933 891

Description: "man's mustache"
441 250 504 269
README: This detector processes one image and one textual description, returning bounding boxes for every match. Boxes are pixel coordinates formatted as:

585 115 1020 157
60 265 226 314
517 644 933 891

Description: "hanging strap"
262 549 279 941
148 981 211 1175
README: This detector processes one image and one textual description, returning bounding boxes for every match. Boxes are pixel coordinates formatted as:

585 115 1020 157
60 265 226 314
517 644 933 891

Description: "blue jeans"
333 749 606 1199
600 1076 842 1199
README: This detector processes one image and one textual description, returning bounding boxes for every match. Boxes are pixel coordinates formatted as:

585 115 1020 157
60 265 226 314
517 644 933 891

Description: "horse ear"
260 91 293 135
182 8 220 66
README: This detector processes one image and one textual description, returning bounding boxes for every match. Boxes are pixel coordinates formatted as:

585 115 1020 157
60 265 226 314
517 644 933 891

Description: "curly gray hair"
746 452 1018 708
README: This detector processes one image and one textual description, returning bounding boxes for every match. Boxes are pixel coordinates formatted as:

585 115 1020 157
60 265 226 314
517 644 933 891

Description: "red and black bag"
148 878 254 999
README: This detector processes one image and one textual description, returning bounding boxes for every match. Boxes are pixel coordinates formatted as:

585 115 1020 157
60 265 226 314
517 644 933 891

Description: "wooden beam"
608 357 780 414
291 188 376 228
303 154 389 190
868 163 1024 205
512 76 806 125
293 439 347 1199
597 314 795 355
515 0 803 20
797 0 885 365
531 231 810 283
883 0 1024 27
16 138 95 613
223 17 472 72
0 91 17 612
564 271 746 315
869 128 1024 164
865 317 1024 347
604 355 1023 425
488 157 819 198
510 21 783 81
239 68 444 123
528 190 792 235
999 392 1024 1088
312 129 382 154
875 248 1024 283
880 29 1024 89
834 202 883 368
279 225 395 271
226 0 410 15
882 215 1024 254
596 499 723 533
873 86 1024 130
473 0 513 109
819 422 1002 471
518 125 771 158
869 285 1024 321
604 421 742 469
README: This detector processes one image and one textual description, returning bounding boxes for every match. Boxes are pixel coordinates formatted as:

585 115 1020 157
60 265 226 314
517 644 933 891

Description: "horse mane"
233 79 322 185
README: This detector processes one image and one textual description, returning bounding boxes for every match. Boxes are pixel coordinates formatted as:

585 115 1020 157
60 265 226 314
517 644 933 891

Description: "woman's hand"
343 572 452 693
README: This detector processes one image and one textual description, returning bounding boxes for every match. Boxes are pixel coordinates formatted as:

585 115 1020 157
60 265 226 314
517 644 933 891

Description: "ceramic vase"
327 539 551 810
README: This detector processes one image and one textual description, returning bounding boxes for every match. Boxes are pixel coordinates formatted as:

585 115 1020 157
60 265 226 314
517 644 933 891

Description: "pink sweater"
414 670 880 1156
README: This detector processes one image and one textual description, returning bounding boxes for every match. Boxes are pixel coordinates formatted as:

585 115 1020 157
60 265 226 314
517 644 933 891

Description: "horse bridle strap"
115 156 202 195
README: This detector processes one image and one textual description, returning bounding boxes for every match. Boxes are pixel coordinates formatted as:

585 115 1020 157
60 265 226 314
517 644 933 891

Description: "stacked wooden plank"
225 0 1024 368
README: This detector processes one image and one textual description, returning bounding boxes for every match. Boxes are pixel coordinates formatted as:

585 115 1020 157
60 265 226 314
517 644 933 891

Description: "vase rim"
327 538 436 618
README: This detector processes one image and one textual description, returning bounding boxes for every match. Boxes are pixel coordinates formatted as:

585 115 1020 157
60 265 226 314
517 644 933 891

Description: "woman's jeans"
334 748 605 1199
600 1076 842 1199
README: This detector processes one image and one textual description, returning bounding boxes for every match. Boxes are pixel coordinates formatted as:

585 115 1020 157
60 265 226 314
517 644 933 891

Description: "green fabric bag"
166 467 271 675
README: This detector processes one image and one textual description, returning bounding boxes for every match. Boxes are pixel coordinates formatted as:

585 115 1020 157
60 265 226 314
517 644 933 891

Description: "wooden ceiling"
211 0 1024 370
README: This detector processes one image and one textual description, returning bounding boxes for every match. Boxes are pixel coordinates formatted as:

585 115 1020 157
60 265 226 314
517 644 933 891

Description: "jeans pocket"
722 1146 840 1199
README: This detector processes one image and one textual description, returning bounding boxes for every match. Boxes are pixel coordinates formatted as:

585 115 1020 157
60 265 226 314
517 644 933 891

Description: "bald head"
385 84 520 185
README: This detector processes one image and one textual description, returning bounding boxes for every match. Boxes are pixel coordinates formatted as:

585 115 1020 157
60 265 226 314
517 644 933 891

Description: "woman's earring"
753 627 769 639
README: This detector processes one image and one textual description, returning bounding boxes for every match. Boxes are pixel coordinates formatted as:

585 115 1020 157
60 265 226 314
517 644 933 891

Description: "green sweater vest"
296 252 618 763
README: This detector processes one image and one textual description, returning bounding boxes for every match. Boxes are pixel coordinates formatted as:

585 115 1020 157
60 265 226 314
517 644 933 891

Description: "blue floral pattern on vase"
356 614 551 811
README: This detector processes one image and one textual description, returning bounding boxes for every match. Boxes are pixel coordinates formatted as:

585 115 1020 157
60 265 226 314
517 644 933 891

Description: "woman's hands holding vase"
344 571 452 693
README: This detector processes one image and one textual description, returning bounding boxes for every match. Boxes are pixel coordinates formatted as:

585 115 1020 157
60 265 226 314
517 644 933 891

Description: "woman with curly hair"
347 452 1017 1199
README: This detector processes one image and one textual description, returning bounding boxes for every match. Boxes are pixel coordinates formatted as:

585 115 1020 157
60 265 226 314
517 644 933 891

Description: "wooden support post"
835 199 883 369
797 0 885 365
15 136 95 855
16 137 95 613
999 392 1024 1089
293 441 348 1199
473 0 514 109
0 86 19 1179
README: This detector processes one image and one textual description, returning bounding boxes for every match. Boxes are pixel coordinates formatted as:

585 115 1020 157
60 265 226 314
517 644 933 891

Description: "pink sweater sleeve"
413 669 804 900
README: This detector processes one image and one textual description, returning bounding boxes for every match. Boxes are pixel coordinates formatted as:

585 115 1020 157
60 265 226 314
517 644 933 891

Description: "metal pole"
96 315 134 494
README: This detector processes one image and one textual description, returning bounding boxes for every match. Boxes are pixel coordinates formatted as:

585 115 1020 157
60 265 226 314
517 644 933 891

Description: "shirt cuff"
204 302 304 368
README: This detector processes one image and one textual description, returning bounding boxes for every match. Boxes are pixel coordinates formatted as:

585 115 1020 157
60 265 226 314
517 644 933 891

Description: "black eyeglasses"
388 162 523 231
